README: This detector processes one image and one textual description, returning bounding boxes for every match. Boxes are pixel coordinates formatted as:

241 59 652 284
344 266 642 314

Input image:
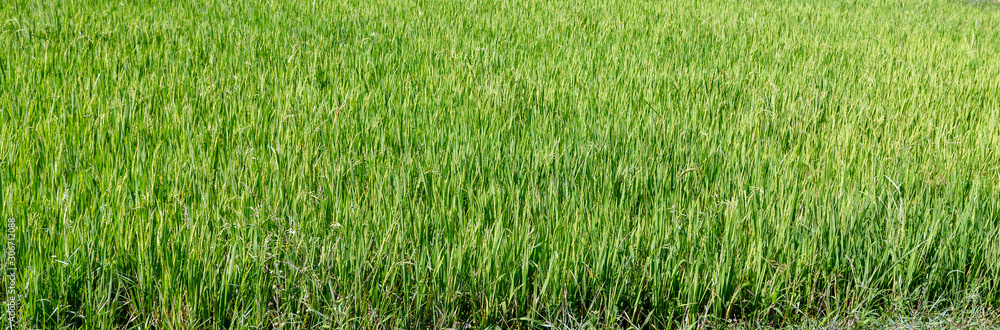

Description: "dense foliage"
2 0 999 328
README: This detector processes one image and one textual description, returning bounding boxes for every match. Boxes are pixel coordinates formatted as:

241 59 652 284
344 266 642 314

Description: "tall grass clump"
2 0 1000 328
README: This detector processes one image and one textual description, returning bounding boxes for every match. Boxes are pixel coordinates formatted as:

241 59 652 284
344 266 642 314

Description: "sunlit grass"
2 0 999 328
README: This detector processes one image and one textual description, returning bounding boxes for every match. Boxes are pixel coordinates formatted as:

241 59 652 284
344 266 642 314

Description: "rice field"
2 0 1000 328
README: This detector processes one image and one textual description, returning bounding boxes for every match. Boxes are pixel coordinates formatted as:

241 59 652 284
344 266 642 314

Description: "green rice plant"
1 0 999 328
